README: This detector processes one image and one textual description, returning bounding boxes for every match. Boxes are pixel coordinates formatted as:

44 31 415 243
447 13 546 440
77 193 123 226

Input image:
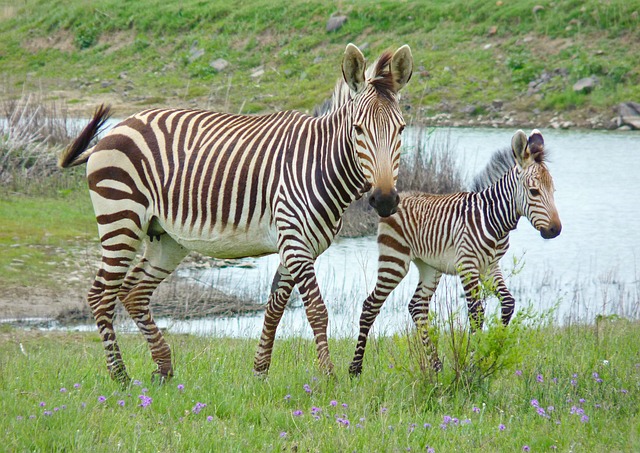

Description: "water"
66 127 640 338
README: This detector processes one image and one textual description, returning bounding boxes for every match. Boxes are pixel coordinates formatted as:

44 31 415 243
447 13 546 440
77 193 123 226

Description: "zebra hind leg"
253 265 295 376
118 234 187 383
408 262 442 372
89 234 144 386
488 264 516 325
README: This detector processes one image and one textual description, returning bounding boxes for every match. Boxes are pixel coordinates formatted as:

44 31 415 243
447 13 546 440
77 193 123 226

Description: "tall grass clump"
0 91 85 195
340 129 465 237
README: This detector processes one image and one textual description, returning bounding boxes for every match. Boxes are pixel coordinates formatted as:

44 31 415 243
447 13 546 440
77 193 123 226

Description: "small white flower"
602 360 609 366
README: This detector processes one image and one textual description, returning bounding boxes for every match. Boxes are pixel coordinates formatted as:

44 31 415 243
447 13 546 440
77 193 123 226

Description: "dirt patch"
0 252 264 327
23 30 76 53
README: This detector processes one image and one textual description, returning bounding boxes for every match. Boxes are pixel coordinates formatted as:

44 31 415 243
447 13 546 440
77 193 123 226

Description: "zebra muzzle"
369 187 400 218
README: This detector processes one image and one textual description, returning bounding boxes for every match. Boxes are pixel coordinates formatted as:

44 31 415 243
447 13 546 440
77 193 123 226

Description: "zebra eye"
398 125 405 135
529 188 540 196
354 124 364 135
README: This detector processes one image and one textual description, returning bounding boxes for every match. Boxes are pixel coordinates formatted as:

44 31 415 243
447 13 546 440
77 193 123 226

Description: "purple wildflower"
16 416 23 421
499 424 506 431
292 410 303 416
547 406 555 412
60 387 67 393
39 402 45 407
29 415 35 420
279 432 287 438
342 403 348 408
424 423 431 428
380 407 388 414
133 380 142 386
74 383 81 389
177 384 184 391
98 396 106 403
472 406 480 413
408 423 416 433
311 406 321 415
337 417 350 427
523 446 530 452
44 411 52 416
581 415 589 423
284 394 291 401
515 369 522 376
207 416 214 422
571 379 577 386
303 384 312 394
427 447 435 453
536 374 544 383
443 415 452 424
330 400 338 407
81 402 86 408
139 395 153 408
54 407 59 412
118 400 125 407
530 399 539 408
621 389 628 394
191 402 207 414
462 419 472 425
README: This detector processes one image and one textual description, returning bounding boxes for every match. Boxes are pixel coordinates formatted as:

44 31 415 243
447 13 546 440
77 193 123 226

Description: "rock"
209 58 229 72
614 102 640 130
492 100 504 110
326 15 347 32
189 47 205 63
573 76 598 93
487 25 498 36
250 66 265 79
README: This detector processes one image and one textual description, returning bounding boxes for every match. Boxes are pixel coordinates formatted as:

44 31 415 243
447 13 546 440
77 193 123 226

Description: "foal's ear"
512 129 545 168
511 130 531 169
342 43 366 93
390 44 413 92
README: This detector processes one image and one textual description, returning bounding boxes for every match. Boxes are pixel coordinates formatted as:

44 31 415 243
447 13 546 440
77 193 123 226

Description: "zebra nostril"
368 194 377 209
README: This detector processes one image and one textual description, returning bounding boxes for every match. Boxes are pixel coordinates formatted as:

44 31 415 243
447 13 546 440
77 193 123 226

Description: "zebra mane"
313 50 397 117
469 148 516 192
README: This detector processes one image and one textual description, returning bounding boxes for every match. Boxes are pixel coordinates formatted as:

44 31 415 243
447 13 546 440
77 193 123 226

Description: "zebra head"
511 129 562 239
342 43 413 217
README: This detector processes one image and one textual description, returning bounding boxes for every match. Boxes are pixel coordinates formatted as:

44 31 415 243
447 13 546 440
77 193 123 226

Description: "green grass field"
1 317 639 451
1 0 638 122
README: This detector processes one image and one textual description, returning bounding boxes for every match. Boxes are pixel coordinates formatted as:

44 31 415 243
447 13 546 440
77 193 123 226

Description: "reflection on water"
64 127 640 338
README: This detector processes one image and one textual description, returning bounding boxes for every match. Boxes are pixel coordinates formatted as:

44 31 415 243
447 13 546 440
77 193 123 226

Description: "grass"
0 0 638 122
1 315 639 451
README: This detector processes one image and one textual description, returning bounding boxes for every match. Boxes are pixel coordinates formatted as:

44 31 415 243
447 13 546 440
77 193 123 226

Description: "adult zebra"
59 43 413 385
349 129 562 376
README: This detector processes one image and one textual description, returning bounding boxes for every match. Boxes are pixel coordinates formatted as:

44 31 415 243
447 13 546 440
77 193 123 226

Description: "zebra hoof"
151 369 173 385
110 369 132 388
432 358 443 372
348 363 363 377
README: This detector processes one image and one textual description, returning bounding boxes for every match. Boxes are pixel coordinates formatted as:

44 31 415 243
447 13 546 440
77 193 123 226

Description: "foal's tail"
58 104 112 168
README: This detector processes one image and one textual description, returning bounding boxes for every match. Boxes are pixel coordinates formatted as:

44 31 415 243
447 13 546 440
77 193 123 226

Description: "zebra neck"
316 107 367 212
478 168 520 238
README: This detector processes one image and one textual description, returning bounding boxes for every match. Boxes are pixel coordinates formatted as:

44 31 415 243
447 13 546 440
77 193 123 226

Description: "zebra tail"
58 104 112 168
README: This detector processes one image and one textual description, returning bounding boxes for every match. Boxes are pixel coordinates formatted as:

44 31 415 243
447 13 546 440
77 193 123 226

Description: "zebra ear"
511 130 532 168
342 43 366 93
390 44 413 92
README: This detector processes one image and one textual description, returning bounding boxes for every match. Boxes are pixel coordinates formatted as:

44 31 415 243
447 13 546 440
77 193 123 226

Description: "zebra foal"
59 43 413 385
349 129 562 376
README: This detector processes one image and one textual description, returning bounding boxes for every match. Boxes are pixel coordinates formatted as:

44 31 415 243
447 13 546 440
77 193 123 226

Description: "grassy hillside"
1 0 639 127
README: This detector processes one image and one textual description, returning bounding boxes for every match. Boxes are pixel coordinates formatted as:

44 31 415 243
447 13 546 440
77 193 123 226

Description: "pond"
67 126 640 339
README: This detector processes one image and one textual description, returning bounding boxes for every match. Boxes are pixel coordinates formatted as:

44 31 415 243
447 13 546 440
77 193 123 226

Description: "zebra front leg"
408 262 442 372
253 265 294 376
350 237 410 376
460 267 484 332
488 264 516 325
118 234 186 383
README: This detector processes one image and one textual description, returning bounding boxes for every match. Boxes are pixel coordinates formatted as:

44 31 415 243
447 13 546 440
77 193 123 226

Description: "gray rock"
614 102 640 130
189 47 205 63
326 15 347 32
210 58 229 72
573 76 598 93
250 66 265 79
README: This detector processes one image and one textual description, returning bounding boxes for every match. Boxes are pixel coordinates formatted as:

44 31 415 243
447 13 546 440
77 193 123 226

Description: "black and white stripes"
349 129 562 376
59 43 413 384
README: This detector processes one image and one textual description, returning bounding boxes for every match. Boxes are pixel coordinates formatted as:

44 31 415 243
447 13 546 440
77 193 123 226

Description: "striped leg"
488 264 516 325
349 236 411 376
459 263 484 332
253 265 295 375
408 261 443 371
89 229 143 386
118 234 187 383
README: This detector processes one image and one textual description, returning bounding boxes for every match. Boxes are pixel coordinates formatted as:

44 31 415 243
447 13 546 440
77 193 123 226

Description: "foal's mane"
469 148 516 192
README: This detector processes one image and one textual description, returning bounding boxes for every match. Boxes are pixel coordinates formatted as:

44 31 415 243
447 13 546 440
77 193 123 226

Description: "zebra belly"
167 225 279 259
416 248 459 275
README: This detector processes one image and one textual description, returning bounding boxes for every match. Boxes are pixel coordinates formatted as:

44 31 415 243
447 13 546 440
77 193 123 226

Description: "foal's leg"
488 264 516 325
253 264 295 375
118 234 187 382
408 261 442 371
349 230 411 376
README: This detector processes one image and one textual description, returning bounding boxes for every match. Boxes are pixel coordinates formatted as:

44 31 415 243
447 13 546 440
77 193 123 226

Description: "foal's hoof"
432 358 443 372
151 370 173 385
348 364 363 377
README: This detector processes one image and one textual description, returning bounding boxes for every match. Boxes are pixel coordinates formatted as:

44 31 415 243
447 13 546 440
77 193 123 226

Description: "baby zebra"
349 129 562 376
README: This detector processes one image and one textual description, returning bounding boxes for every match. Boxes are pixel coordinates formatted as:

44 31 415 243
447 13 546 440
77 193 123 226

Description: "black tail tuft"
58 104 112 168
